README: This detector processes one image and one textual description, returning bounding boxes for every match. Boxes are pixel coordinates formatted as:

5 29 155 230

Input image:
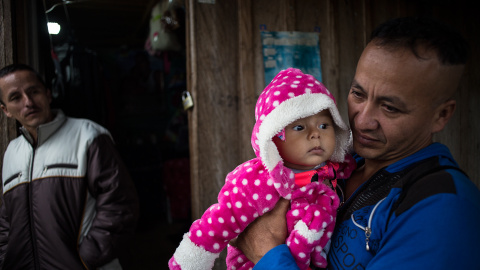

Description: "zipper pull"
365 227 371 251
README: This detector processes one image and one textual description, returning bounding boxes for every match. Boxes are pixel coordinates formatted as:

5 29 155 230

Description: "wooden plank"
185 0 199 219
333 0 367 118
237 0 256 162
187 0 241 218
295 0 342 116
0 0 14 67
252 0 291 93
187 2 244 268
0 0 18 185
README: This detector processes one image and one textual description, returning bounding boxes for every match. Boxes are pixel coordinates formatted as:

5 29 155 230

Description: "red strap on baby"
294 170 317 187
294 162 339 189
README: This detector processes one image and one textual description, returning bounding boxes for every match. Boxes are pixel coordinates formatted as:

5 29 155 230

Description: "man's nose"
24 94 34 106
354 103 378 130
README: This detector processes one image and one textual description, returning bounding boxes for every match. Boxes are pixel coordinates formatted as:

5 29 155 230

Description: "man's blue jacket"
255 143 480 269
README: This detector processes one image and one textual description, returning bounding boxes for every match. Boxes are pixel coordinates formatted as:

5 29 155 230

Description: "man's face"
273 110 336 170
347 43 457 165
0 70 52 135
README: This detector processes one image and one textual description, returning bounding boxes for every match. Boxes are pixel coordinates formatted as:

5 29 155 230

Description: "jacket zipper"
29 146 40 270
336 169 384 219
350 197 386 251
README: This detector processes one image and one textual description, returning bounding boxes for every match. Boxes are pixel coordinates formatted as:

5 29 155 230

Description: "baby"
169 68 355 270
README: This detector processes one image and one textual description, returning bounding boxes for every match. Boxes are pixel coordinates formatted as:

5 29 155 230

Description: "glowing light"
47 22 61 35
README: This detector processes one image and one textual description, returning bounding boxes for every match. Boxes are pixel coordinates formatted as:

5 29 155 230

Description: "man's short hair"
370 16 468 65
0 63 47 105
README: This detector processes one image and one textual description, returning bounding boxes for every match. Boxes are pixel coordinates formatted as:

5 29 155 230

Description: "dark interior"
39 1 191 268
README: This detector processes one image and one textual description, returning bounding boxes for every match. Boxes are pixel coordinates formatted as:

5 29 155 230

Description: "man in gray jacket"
0 63 139 269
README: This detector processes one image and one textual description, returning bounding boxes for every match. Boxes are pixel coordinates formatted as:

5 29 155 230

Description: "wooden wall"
186 1 479 268
0 0 17 180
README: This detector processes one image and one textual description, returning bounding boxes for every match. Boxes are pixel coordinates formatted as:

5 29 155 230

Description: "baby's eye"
319 124 328 129
292 125 304 131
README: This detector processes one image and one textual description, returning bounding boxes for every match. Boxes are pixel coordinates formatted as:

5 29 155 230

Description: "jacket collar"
20 109 67 146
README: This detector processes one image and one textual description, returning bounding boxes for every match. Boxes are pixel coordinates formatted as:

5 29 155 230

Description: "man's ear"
1 103 12 118
431 99 456 134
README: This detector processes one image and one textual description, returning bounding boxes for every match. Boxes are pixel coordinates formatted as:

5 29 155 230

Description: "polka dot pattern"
185 159 281 261
284 181 340 269
176 156 343 270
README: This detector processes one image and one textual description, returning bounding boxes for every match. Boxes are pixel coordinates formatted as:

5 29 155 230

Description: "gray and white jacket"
0 110 139 270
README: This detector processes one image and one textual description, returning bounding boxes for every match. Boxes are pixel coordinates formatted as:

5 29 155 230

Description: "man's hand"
230 198 290 264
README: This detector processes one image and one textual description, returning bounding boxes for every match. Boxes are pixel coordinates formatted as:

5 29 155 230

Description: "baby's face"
273 110 336 170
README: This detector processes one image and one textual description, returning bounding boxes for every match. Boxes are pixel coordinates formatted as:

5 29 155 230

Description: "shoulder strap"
387 157 468 222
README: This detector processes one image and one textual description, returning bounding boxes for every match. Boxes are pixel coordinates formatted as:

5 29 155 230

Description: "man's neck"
344 159 395 200
24 127 38 146
24 110 56 146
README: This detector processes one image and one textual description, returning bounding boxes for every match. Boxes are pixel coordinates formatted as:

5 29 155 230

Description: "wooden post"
0 0 18 184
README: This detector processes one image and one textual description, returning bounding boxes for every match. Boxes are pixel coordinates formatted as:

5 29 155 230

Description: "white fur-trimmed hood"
251 68 351 172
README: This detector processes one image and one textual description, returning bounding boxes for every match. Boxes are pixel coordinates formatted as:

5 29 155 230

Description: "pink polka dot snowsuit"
169 68 355 270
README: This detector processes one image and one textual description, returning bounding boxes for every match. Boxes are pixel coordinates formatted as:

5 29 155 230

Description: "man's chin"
22 118 48 129
353 144 382 159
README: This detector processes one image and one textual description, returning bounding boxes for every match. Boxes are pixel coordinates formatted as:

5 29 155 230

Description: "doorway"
40 0 191 268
